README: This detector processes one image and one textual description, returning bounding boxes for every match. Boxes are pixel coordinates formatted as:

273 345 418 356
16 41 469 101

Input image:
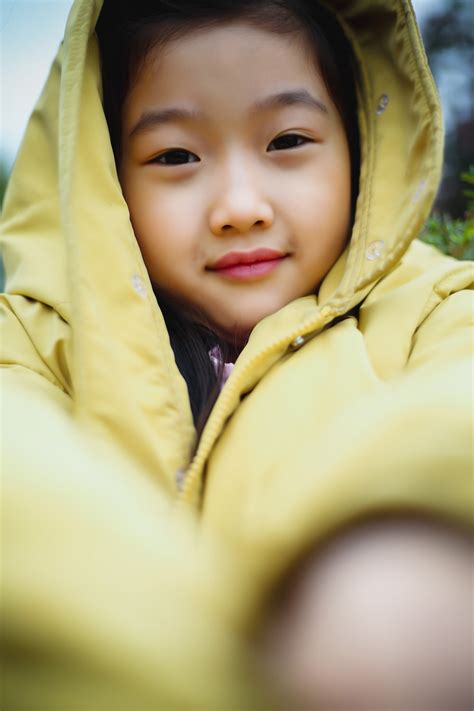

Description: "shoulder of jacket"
401 239 473 283
365 239 473 305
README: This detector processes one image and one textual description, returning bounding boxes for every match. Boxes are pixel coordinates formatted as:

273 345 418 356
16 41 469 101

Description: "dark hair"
96 0 360 434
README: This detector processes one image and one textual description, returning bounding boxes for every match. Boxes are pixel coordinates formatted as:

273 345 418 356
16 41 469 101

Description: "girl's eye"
267 134 312 152
152 149 200 166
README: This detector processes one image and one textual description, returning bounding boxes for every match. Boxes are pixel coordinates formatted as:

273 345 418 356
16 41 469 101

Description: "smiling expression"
119 23 352 344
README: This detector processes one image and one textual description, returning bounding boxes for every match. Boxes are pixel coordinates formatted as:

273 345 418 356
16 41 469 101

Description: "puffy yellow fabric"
1 0 473 706
1 370 265 710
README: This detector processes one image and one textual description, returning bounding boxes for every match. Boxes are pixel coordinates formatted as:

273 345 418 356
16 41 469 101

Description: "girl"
2 0 472 708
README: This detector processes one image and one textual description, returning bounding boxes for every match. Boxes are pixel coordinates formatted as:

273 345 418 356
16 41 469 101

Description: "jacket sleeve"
206 288 474 618
1 366 266 710
407 288 473 372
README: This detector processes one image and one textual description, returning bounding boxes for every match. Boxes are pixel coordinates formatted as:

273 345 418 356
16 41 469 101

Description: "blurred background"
0 0 473 262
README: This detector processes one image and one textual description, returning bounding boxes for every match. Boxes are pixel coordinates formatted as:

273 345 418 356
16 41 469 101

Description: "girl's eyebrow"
128 89 328 140
253 89 328 116
129 107 203 139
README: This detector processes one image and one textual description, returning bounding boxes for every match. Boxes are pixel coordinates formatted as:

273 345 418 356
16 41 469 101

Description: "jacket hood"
0 0 443 489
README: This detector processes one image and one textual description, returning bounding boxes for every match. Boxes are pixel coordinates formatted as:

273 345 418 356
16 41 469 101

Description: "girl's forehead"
125 23 327 119
152 20 310 60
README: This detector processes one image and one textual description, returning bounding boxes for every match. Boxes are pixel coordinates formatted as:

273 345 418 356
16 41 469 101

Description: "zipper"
178 307 334 507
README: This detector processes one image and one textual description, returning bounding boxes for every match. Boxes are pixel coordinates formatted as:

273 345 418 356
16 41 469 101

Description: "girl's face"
120 23 352 343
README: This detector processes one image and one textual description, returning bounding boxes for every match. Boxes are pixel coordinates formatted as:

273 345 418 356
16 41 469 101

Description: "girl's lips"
215 258 285 279
208 248 287 280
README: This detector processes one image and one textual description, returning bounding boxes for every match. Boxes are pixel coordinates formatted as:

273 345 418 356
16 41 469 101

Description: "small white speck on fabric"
131 274 147 298
365 240 385 261
375 94 390 115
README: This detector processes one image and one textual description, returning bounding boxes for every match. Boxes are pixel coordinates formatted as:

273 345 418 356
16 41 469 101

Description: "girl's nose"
209 175 274 237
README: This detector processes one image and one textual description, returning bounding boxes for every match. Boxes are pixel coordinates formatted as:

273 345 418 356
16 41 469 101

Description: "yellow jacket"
1 0 472 706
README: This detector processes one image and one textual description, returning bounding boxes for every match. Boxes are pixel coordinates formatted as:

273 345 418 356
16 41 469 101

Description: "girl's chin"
213 322 253 351
212 307 286 346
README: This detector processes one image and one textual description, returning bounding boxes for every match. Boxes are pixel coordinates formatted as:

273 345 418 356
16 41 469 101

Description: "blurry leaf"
421 166 474 260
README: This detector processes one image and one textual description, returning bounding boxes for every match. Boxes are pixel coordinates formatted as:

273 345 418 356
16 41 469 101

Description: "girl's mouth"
208 248 287 280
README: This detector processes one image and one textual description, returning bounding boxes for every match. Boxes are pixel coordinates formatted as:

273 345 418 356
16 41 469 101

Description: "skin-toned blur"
260 517 473 710
119 23 351 346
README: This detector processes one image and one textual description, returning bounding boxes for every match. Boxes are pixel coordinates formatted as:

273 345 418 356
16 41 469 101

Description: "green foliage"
461 166 474 215
420 167 474 260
